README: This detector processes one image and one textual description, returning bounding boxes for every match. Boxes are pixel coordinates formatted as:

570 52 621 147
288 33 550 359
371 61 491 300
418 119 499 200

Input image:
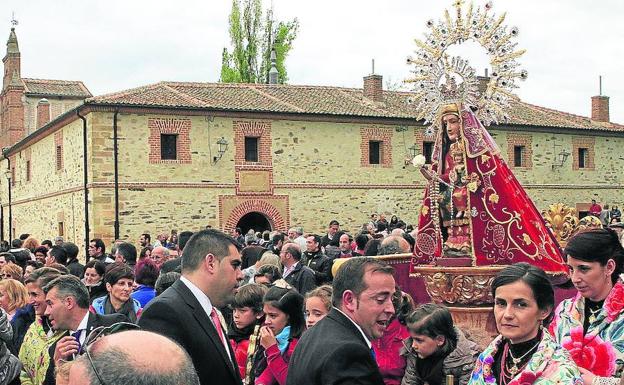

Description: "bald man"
67 330 199 385
378 235 411 255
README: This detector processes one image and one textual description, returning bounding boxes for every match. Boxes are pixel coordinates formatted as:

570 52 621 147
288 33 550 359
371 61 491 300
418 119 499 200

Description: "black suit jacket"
138 279 241 385
286 308 384 385
44 312 129 385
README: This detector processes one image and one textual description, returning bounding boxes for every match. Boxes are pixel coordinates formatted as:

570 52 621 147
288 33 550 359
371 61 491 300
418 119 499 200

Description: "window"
55 146 62 171
423 142 434 164
578 148 588 169
513 145 525 167
160 134 178 160
26 160 31 182
58 222 64 237
369 141 381 165
244 137 259 162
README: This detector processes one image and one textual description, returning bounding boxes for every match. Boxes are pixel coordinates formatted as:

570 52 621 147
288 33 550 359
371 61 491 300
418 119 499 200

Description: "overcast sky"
2 1 623 123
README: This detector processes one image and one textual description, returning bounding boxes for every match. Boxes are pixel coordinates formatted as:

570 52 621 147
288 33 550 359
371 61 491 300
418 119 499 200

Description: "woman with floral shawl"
550 229 624 385
469 263 582 385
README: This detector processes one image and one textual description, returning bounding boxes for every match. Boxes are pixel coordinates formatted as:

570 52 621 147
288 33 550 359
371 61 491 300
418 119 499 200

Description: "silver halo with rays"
406 0 528 127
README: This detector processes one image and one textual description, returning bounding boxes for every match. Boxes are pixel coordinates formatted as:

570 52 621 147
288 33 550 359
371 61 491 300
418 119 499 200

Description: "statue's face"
442 114 461 141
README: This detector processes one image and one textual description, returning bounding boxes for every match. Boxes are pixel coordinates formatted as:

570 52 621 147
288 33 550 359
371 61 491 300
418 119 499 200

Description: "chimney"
363 74 383 102
268 49 278 85
37 98 50 128
591 95 609 122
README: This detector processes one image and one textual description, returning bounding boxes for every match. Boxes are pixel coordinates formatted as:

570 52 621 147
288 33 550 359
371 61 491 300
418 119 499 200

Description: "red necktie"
210 308 225 343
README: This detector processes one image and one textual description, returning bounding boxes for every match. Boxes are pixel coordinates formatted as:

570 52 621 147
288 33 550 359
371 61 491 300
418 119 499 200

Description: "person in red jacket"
373 288 414 385
255 281 305 385
228 283 268 380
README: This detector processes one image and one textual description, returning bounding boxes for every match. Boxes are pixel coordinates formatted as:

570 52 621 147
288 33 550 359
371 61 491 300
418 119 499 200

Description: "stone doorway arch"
221 197 288 234
236 212 272 235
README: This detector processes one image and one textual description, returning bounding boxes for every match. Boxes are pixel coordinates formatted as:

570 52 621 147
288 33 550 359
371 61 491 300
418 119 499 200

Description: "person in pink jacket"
373 288 415 385
255 281 305 385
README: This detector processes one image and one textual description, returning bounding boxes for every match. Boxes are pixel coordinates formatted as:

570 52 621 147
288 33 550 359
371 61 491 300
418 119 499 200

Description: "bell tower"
0 26 25 148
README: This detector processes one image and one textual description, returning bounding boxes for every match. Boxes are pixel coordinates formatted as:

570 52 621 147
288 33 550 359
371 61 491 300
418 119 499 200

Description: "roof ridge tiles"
247 86 305 113
160 84 208 107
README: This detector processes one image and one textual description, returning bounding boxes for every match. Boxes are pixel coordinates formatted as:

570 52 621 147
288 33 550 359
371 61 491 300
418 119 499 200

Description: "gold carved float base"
411 265 503 348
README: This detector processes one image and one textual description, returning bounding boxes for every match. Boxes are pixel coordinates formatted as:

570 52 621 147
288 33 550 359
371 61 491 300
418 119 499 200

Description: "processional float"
407 1 569 343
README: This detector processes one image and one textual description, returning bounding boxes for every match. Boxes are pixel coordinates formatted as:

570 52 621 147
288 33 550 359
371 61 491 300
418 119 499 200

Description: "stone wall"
2 109 624 258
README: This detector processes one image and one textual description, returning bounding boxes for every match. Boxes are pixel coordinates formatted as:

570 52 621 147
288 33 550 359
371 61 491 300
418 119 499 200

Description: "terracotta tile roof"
86 81 624 132
22 78 92 98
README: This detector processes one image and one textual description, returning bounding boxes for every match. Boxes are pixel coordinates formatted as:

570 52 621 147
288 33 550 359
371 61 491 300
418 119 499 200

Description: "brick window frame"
148 118 191 164
506 134 532 169
361 127 392 168
572 137 595 170
234 121 272 166
54 131 63 172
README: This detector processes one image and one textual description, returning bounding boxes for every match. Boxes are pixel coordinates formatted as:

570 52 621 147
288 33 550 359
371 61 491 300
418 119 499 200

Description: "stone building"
0 28 622 253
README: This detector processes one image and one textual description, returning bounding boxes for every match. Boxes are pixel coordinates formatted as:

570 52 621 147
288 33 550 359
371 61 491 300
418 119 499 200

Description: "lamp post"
4 169 11 242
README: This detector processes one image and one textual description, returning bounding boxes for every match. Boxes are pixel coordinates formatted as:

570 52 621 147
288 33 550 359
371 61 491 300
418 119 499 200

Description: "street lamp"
213 137 229 163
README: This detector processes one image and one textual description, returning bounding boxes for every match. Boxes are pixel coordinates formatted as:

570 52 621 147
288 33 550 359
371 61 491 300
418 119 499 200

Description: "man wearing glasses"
68 329 200 385
139 229 244 385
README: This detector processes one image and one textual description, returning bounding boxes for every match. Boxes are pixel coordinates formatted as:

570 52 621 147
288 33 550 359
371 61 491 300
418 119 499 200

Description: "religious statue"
407 1 568 275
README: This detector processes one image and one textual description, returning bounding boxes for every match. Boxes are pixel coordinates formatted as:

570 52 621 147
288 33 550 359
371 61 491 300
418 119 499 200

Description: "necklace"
588 307 602 324
505 339 540 376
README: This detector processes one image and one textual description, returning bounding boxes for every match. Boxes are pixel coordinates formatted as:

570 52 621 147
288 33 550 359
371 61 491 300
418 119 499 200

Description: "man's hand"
53 336 80 363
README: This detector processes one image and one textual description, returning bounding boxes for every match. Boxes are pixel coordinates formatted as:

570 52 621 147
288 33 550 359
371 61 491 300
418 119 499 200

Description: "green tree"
220 0 298 84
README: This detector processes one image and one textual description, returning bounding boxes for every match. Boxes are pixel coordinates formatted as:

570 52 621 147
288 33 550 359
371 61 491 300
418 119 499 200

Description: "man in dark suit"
287 257 396 385
42 275 129 384
139 229 243 385
281 242 317 295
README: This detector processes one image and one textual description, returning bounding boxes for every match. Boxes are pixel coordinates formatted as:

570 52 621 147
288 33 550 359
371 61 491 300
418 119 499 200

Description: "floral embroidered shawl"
550 281 624 379
468 330 582 385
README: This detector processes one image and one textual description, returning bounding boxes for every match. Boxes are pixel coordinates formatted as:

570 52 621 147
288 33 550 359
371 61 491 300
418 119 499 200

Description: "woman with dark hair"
91 263 142 322
388 215 400 231
254 281 305 385
364 238 382 256
254 265 282 286
82 259 107 302
401 303 479 385
139 246 153 262
131 259 159 307
470 263 582 385
550 228 624 385
374 287 414 385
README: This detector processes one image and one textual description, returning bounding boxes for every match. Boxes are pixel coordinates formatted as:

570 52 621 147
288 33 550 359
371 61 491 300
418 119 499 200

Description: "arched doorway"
236 212 272 235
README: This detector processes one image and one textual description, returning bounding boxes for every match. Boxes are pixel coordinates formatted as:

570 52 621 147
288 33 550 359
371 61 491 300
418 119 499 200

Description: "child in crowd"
228 283 268 380
255 280 305 385
400 303 479 385
374 287 414 385
304 285 332 328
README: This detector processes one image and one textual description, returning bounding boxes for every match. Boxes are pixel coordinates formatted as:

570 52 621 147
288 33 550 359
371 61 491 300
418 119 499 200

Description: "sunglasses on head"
84 322 140 385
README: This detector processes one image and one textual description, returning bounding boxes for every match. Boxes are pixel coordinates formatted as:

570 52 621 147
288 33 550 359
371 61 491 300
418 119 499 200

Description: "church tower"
0 27 25 148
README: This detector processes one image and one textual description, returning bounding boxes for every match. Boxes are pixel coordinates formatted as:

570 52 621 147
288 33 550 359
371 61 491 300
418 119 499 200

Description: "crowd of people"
0 217 617 385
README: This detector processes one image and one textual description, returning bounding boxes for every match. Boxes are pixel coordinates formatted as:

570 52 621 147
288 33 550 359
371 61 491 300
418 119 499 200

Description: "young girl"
400 303 479 385
374 288 413 385
304 285 332 328
255 281 305 385
228 283 268 380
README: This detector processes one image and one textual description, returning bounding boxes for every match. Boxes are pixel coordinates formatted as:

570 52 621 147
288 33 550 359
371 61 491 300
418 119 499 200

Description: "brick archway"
223 199 287 233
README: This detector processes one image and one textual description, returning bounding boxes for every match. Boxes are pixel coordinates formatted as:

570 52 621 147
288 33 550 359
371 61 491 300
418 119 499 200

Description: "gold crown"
440 103 460 117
